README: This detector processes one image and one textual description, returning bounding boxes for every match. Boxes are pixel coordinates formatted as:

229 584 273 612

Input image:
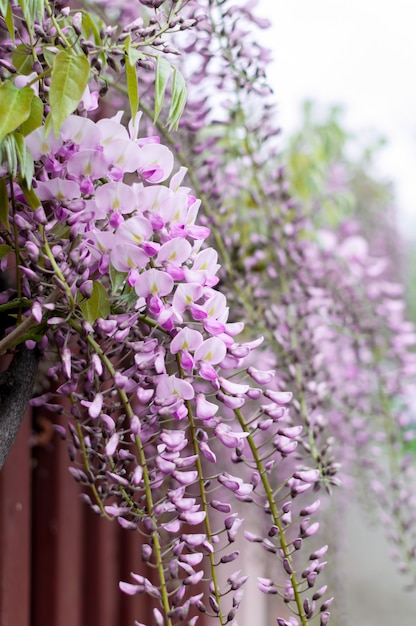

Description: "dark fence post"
0 408 32 626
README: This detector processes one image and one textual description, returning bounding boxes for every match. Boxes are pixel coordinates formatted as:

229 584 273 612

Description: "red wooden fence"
0 405 165 626
0 392 218 626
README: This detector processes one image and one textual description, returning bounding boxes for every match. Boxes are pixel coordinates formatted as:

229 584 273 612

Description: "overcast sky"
257 0 416 236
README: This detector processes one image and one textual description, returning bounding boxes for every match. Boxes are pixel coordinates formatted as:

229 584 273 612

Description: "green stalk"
133 432 173 626
0 310 37 355
9 176 22 323
233 406 308 626
44 1 74 50
0 289 60 356
0 298 32 313
41 226 76 310
69 320 173 626
74 418 112 520
173 354 225 623
186 401 226 624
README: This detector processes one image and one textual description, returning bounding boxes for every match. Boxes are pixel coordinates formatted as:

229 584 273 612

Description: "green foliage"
285 102 355 226
81 10 103 45
18 0 44 29
110 266 128 296
0 133 33 188
47 50 90 137
42 47 57 70
284 101 394 231
19 95 43 137
124 35 141 123
12 44 35 75
79 281 111 325
154 55 173 124
153 56 187 129
168 68 187 131
20 181 41 210
0 82 34 143
11 132 34 187
0 0 15 40
0 80 40 186
0 244 11 260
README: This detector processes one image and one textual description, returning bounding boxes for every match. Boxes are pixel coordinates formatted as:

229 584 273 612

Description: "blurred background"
255 2 416 623
259 0 416 237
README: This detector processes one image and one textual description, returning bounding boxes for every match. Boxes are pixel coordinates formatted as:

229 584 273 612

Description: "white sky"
257 0 416 237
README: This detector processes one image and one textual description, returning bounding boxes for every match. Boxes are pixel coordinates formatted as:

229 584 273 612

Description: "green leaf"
49 50 90 136
50 222 70 240
20 180 41 209
43 111 53 139
110 265 127 295
82 11 102 46
16 322 46 345
0 1 14 41
2 135 18 177
79 281 111 325
13 132 34 187
0 132 34 188
12 44 33 75
0 82 34 143
154 56 172 124
128 47 145 65
0 0 9 14
18 0 44 29
125 35 139 123
0 178 10 232
0 244 11 260
167 67 187 131
19 95 43 136
43 47 57 69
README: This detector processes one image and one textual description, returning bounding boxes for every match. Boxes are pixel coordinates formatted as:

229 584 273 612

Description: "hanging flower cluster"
1 1 416 626
153 0 416 604
1 86 330 625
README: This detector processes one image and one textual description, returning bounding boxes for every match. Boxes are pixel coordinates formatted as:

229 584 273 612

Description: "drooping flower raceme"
0 1 412 625
0 110 329 626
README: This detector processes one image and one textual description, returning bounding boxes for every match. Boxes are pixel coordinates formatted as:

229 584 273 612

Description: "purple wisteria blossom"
1 1 416 626
1 97 318 624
